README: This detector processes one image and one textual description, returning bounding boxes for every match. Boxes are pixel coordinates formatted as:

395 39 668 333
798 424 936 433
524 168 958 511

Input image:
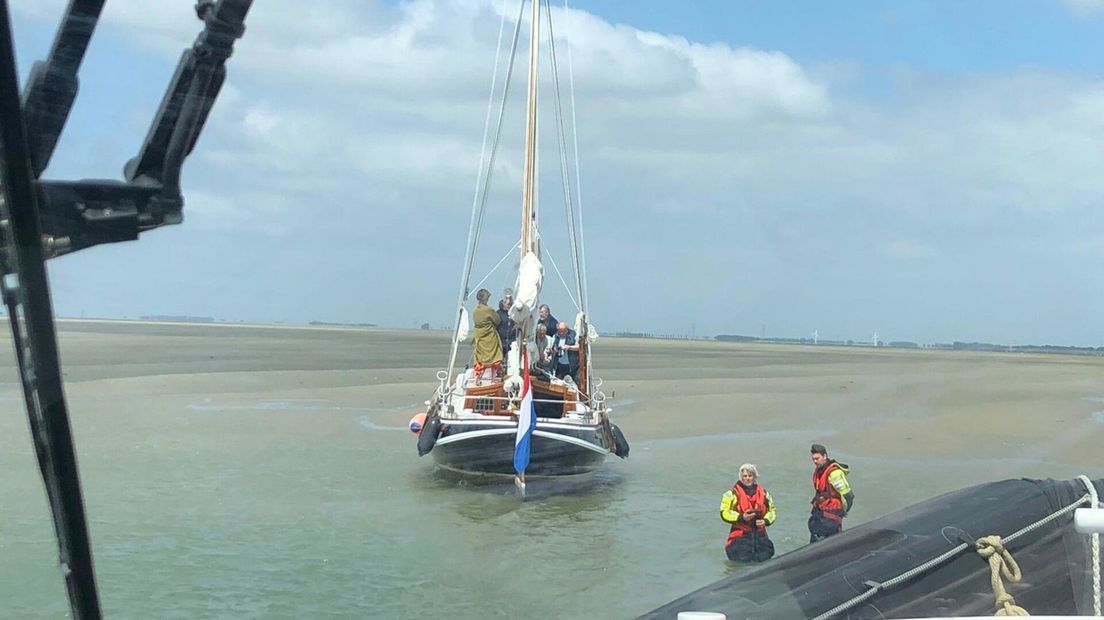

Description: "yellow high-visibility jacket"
826 468 853 512
720 484 777 526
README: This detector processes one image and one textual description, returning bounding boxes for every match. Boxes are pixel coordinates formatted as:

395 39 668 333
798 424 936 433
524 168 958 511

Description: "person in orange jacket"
720 463 777 562
809 443 854 543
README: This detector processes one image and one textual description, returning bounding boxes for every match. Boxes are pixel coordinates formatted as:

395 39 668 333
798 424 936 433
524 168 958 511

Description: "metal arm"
30 0 252 258
20 0 106 178
1 3 101 617
0 2 253 618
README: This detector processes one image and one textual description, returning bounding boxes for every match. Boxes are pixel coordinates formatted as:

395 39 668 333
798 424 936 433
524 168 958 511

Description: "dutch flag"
513 347 536 476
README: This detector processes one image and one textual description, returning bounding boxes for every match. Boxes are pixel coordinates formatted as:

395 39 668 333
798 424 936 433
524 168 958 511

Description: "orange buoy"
408 412 427 434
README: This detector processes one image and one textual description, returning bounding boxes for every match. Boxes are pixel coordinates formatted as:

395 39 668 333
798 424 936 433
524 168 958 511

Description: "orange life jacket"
812 461 846 524
727 483 768 545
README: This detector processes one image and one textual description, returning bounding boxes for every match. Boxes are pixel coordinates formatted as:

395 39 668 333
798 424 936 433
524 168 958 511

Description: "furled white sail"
457 306 471 343
574 311 597 342
510 250 543 324
505 340 520 378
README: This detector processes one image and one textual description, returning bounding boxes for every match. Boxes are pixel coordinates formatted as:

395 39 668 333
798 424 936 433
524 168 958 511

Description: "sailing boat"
413 0 628 480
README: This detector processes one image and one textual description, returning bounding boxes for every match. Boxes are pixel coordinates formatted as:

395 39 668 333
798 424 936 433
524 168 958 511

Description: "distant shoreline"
52 317 392 333
28 318 1102 360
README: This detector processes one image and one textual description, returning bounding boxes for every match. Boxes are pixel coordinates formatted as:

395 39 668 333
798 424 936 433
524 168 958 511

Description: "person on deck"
550 321 580 383
533 323 553 375
496 294 516 357
808 443 853 543
472 288 502 385
720 463 777 562
539 304 558 337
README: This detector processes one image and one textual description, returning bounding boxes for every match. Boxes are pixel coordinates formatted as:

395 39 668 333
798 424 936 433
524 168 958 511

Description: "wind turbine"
813 329 819 345
873 332 879 347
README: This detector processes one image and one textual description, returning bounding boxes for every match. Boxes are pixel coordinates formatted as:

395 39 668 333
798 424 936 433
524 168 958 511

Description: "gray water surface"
1 324 1099 619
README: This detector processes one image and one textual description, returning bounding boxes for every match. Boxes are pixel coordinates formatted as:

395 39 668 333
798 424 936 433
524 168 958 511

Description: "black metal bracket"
22 0 252 258
0 2 253 619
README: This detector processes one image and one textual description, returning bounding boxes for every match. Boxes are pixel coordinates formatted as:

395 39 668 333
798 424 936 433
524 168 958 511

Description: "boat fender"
416 415 442 456
408 412 427 434
611 423 630 458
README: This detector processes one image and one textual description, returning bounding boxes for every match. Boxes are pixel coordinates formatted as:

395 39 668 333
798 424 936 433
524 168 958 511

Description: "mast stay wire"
448 0 592 380
447 0 526 379
471 240 523 295
562 0 588 315
544 246 581 313
545 0 596 386
463 0 527 300
543 0 585 318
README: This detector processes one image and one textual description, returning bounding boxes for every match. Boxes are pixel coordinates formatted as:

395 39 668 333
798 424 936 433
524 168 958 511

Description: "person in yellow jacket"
720 463 777 562
471 288 503 384
809 443 853 542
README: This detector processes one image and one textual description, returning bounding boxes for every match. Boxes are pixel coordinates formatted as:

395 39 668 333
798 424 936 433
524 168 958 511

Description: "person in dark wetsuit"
496 294 515 356
720 463 777 562
809 443 854 543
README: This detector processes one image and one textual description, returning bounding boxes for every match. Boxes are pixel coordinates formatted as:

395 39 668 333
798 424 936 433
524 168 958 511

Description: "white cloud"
1062 0 1104 17
14 1 1104 343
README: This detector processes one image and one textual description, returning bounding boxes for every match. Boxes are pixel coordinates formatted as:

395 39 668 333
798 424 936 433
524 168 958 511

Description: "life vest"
727 483 768 546
812 461 846 524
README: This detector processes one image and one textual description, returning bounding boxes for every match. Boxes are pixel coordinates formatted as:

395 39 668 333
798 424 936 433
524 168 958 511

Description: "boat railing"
433 369 609 416
456 394 591 406
432 389 608 421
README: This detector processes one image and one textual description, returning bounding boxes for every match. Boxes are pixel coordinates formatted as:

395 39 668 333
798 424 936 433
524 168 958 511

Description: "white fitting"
1074 507 1104 534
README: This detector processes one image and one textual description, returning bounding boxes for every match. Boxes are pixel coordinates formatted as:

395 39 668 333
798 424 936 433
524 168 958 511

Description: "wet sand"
8 320 1102 472
2 321 1102 619
589 338 1104 468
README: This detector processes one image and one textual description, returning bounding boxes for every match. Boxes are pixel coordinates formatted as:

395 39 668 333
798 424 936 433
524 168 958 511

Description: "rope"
810 492 1091 620
550 0 595 387
562 0 588 315
543 0 585 312
446 0 526 382
1078 475 1102 616
455 0 509 308
468 0 527 285
469 240 521 294
543 246 580 312
975 535 1028 616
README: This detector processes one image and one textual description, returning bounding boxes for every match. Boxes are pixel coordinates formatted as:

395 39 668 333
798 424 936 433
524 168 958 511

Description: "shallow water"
1086 396 1104 424
1 323 1101 619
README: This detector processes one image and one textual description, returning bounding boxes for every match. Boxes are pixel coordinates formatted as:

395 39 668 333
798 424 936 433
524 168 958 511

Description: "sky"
7 0 1104 346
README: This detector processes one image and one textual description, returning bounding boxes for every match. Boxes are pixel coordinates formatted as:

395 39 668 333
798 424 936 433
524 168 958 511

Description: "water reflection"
411 465 628 521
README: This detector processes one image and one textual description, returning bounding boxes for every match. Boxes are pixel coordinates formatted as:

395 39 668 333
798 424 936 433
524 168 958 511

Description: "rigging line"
563 0 588 314
544 246 581 312
466 0 527 295
470 240 523 294
457 0 509 302
557 0 595 381
448 0 523 381
544 0 579 280
544 1 585 312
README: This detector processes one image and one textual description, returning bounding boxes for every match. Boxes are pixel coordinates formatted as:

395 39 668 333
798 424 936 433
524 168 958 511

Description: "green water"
1 324 1099 619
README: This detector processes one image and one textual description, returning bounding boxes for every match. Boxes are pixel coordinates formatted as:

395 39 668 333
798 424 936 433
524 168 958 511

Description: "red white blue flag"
513 347 536 476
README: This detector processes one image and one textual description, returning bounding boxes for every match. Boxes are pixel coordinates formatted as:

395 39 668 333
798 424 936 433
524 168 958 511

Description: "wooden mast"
577 313 588 395
520 0 539 259
518 2 541 491
516 0 540 388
